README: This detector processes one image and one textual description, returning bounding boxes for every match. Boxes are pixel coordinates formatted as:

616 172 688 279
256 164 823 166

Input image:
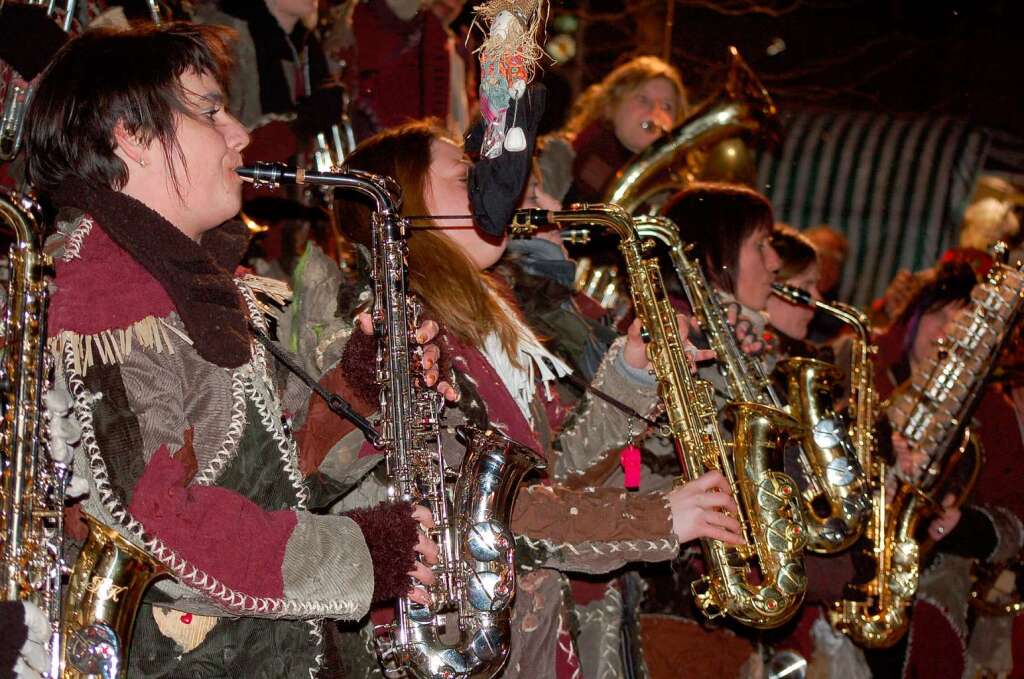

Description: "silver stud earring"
138 158 147 167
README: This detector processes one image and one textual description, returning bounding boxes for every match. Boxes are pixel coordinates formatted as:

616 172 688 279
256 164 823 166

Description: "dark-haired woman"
864 262 1024 678
311 120 744 678
636 183 788 678
24 23 438 677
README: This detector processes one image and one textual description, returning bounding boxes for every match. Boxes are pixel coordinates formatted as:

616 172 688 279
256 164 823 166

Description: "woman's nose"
764 243 782 274
223 113 250 152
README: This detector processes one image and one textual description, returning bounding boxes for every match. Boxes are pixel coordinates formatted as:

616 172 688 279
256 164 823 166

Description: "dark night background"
509 0 1022 146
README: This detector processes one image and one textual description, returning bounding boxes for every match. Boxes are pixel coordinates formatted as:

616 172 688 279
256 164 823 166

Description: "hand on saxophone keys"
667 470 745 546
407 505 440 607
356 313 459 402
624 313 715 373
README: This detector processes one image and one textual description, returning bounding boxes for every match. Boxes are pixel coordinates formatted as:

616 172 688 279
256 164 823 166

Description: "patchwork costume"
48 181 418 678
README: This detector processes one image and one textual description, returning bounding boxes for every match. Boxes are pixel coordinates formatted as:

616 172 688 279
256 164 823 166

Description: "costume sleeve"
511 483 678 574
552 337 660 480
68 328 414 621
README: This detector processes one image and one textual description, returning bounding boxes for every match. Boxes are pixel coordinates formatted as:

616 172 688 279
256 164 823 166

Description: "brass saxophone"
829 253 1024 648
602 46 779 214
512 206 806 628
0 187 165 679
237 163 544 678
769 284 873 553
1 187 65 676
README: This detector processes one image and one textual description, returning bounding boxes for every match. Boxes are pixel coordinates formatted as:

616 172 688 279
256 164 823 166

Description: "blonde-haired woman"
541 55 688 203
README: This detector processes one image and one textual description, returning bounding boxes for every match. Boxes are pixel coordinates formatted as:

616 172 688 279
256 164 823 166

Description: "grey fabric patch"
555 337 659 479
282 513 374 620
574 585 626 679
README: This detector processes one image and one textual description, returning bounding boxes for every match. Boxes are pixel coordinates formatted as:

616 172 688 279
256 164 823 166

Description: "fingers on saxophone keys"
409 561 437 588
411 505 436 530
704 509 743 537
407 585 432 606
436 380 459 402
414 319 440 345
415 532 440 565
697 489 738 514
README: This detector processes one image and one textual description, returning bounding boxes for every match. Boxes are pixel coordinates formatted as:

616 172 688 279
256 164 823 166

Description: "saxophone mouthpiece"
510 208 552 236
772 282 813 306
235 162 300 188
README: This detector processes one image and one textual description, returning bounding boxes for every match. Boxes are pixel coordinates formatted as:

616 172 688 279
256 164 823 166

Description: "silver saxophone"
0 0 76 160
236 163 544 679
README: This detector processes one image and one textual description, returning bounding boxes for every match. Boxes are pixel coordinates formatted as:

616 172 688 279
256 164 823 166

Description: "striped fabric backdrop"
756 109 991 306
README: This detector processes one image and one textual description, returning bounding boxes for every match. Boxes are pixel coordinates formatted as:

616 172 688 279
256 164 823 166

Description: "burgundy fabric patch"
905 600 966 678
49 225 175 336
128 446 294 600
444 335 544 456
342 501 418 604
50 180 252 368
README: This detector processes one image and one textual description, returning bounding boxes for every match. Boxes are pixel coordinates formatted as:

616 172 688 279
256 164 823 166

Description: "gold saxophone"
769 284 873 553
602 46 779 214
513 206 806 628
0 187 165 678
829 254 1024 648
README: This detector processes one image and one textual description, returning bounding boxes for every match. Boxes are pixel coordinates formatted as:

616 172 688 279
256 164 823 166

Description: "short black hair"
26 22 235 194
662 182 774 294
898 261 977 353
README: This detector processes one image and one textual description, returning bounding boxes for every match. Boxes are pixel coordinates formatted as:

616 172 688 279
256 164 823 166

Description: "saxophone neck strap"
248 322 382 446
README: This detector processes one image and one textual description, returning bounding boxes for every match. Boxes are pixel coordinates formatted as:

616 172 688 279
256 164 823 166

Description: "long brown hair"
563 55 687 138
334 120 520 356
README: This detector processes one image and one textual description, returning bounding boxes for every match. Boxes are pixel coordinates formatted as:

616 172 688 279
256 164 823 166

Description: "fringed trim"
240 273 293 319
48 314 179 376
61 214 96 262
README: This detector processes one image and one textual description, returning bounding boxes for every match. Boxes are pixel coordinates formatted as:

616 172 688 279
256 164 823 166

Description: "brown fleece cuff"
343 501 419 604
340 328 381 408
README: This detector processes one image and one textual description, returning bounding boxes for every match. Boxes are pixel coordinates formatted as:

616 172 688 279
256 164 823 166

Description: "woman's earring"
138 158 147 168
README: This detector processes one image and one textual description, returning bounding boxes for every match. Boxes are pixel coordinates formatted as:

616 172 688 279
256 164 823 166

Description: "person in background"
867 262 1024 678
322 0 474 140
802 224 850 343
541 55 688 204
304 119 744 677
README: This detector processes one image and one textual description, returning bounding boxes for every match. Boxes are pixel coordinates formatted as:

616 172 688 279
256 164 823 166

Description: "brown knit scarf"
51 178 253 368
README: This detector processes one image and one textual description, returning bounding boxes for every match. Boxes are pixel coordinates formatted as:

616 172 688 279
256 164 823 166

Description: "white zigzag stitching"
193 369 247 486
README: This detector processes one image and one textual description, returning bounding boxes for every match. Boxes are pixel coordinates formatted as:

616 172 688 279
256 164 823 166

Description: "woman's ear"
112 120 149 168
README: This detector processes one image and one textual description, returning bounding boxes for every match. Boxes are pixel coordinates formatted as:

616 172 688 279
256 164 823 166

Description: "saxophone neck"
511 204 636 242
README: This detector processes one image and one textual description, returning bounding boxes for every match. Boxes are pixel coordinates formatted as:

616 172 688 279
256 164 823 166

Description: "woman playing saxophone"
23 23 438 677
